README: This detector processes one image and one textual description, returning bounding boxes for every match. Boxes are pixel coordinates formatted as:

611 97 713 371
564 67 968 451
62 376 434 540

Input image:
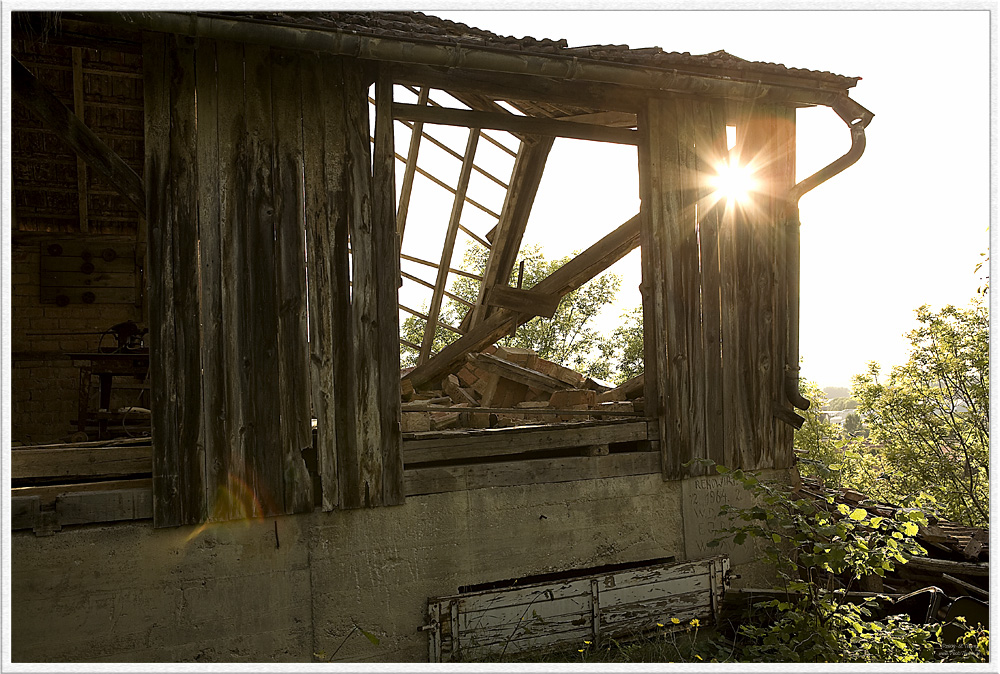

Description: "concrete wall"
11 470 787 663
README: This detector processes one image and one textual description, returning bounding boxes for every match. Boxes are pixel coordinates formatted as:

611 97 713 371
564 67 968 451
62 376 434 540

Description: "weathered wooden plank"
418 126 481 364
904 556 990 577
404 214 641 390
342 58 382 508
214 39 250 521
195 37 227 520
13 56 146 217
39 286 136 304
166 36 206 525
695 99 729 470
469 137 554 328
271 48 314 514
404 420 650 464
404 451 660 495
771 104 797 468
372 63 405 506
40 270 135 289
12 478 153 507
302 52 340 511
11 496 40 531
143 32 182 527
483 286 561 319
241 42 283 517
12 445 151 479
56 488 153 525
393 102 639 145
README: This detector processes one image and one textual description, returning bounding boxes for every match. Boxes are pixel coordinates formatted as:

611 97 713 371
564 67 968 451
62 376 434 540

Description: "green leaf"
357 626 381 646
849 508 868 521
901 522 919 536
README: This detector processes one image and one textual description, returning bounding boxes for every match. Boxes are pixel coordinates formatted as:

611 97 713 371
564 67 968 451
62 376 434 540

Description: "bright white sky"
401 8 990 389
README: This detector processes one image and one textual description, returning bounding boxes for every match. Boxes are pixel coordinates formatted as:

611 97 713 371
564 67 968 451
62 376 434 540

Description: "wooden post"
638 97 707 480
373 64 404 506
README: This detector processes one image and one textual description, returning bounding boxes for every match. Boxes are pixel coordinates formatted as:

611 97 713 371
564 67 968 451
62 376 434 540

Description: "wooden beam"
904 556 989 577
395 117 510 190
419 128 481 364
12 56 145 218
403 213 640 389
401 252 483 281
12 445 152 480
404 451 659 496
71 47 89 233
469 137 554 327
395 86 428 241
458 223 492 250
400 269 475 308
394 103 639 145
404 420 650 465
485 286 561 319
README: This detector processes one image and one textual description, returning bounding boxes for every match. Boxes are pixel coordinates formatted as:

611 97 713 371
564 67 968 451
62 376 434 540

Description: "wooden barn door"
638 95 795 479
143 34 402 527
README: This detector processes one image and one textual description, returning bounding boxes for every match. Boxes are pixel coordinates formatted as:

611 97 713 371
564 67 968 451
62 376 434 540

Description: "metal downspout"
783 97 873 411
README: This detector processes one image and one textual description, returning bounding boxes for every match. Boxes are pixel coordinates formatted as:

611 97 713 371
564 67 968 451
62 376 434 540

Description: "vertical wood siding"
639 96 794 478
145 37 402 526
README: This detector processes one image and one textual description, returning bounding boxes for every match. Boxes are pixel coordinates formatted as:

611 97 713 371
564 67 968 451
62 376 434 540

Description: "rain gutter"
782 97 873 412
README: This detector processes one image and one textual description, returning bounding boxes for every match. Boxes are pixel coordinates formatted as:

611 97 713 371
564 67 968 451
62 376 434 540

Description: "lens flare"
710 161 756 204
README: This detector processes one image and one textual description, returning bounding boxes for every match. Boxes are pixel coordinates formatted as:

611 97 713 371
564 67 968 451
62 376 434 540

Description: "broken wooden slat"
904 556 989 577
419 127 481 364
403 420 650 464
12 56 145 218
393 102 639 145
470 136 554 328
400 270 475 308
401 253 483 281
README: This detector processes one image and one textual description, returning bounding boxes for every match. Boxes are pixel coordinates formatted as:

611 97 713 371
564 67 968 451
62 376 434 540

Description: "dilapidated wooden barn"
10 11 874 662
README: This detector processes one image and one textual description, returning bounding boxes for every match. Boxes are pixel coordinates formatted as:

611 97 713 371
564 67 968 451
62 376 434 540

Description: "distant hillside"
822 386 850 399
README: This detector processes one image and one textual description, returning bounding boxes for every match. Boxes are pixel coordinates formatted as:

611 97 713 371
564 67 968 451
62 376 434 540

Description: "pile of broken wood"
796 476 988 601
400 345 645 432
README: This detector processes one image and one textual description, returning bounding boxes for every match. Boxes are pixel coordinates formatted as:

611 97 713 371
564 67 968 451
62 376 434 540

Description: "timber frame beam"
12 56 146 218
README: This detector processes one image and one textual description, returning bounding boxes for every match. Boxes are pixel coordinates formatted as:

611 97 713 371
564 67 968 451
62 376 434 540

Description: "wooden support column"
638 97 718 480
418 127 481 364
468 136 554 328
372 64 404 506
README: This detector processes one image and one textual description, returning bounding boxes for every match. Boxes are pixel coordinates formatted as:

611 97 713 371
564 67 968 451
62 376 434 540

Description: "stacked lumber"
400 345 645 432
